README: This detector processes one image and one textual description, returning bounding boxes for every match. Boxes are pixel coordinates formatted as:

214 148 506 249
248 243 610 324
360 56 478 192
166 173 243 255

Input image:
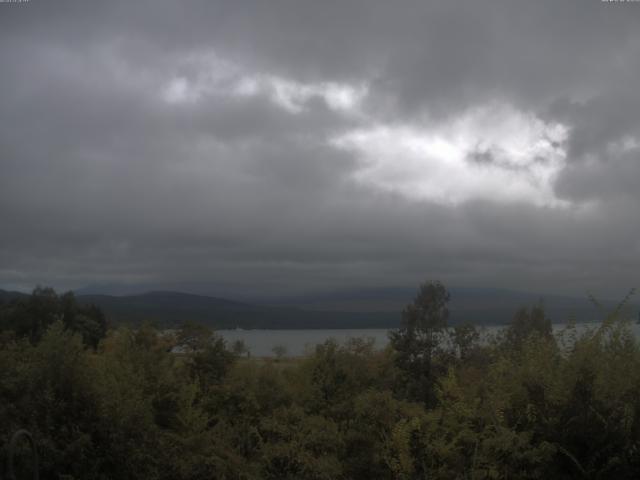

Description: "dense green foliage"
2 284 640 478
0 287 107 347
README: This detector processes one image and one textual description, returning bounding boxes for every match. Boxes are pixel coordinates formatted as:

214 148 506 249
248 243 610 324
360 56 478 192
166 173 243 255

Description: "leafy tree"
59 291 108 348
298 338 385 420
389 280 450 405
189 338 235 389
259 406 343 480
505 303 552 350
272 344 287 361
176 321 235 389
0 287 60 343
176 321 215 352
451 322 480 360
341 390 425 480
0 287 107 347
0 322 104 478
231 339 249 357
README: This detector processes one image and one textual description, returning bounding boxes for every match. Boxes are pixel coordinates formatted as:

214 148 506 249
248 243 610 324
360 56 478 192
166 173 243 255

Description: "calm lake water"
218 322 640 357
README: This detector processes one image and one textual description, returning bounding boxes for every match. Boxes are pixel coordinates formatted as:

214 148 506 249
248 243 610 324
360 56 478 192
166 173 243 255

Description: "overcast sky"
1 0 640 298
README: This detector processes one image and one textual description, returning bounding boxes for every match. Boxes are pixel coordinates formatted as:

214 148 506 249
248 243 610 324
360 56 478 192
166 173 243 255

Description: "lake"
217 322 640 357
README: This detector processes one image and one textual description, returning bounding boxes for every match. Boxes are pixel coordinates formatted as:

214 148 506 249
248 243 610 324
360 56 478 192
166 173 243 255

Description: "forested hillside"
76 291 397 329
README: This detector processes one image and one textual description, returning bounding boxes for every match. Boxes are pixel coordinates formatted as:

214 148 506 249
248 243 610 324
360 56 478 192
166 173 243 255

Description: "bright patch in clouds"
268 78 367 114
332 104 569 207
160 51 367 114
158 54 569 209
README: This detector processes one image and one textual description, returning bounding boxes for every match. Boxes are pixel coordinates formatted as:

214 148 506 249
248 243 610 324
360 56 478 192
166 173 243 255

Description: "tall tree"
505 303 552 350
389 281 450 405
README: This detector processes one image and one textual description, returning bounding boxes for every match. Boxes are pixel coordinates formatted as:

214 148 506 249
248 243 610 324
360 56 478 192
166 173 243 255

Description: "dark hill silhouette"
1 287 634 329
75 290 396 329
0 289 27 304
256 286 635 325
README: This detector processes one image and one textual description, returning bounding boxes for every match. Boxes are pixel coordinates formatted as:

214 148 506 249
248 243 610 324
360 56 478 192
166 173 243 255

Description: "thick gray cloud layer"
1 0 640 298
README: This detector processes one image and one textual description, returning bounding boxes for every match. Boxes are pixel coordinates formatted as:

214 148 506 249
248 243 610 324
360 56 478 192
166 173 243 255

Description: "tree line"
1 282 639 479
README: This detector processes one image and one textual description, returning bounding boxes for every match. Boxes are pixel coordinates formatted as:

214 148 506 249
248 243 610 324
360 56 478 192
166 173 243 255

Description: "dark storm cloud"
1 0 640 298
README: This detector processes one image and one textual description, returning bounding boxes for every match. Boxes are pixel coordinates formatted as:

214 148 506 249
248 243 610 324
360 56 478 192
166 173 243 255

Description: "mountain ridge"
1 287 636 329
